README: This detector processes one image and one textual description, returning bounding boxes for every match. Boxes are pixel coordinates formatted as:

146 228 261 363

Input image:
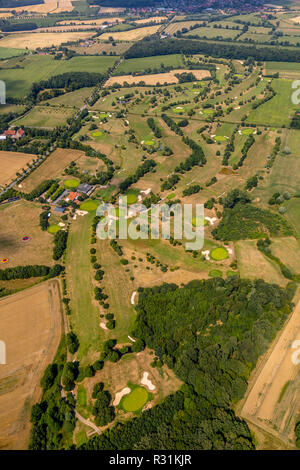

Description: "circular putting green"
121 386 149 413
144 140 154 146
47 225 61 234
209 269 223 277
241 128 254 135
210 247 229 261
173 106 186 114
215 135 227 142
64 178 79 189
80 200 99 212
92 130 103 138
192 216 208 227
122 191 138 205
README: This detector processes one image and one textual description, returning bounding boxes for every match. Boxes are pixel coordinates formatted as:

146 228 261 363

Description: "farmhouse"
2 128 25 140
78 183 94 195
65 191 80 202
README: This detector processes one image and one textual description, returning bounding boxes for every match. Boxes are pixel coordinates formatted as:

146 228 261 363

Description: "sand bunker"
201 250 210 260
141 372 156 391
100 322 108 330
131 291 137 305
113 387 131 406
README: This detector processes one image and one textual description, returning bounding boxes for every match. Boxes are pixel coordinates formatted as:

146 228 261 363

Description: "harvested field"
0 0 73 14
105 69 211 86
71 41 132 56
100 25 161 41
0 31 94 49
240 297 300 449
0 199 53 268
134 16 167 24
57 17 124 25
20 148 85 193
0 151 36 188
0 280 62 450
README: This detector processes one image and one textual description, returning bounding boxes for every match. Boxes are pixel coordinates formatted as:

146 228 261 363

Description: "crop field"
0 280 62 450
0 150 36 188
164 20 206 35
240 296 300 449
106 69 210 86
20 148 85 193
0 55 117 99
13 105 75 129
115 54 184 75
0 200 54 268
0 32 94 49
0 47 26 58
184 26 239 39
265 61 300 78
71 41 132 56
100 25 161 41
45 87 92 107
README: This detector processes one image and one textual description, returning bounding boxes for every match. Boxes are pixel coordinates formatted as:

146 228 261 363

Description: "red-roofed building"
3 128 25 139
65 192 79 202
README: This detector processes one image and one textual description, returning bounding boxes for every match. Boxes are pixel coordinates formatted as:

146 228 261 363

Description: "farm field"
0 47 26 58
0 199 54 268
265 61 300 78
100 25 161 41
240 296 300 449
0 280 62 450
0 151 36 188
106 69 211 86
13 105 75 129
115 54 184 74
0 32 94 49
20 148 85 193
71 41 132 56
0 55 117 99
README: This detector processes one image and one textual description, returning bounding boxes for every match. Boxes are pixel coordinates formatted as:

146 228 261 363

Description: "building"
78 183 94 196
65 191 80 203
3 128 25 139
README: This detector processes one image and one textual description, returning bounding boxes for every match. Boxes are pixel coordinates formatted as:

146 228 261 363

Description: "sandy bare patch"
113 386 131 406
291 15 300 23
100 322 108 330
141 371 156 391
106 69 211 87
131 291 137 305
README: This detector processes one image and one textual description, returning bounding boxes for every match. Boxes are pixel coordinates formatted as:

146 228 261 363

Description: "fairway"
120 385 149 412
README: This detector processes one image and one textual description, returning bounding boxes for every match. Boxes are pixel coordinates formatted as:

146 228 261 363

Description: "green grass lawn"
13 105 75 129
114 54 184 75
0 47 27 59
247 79 297 127
64 179 80 189
80 200 100 212
66 213 103 363
210 247 229 261
47 225 61 234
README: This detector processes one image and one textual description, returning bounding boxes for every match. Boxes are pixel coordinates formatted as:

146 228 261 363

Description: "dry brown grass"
106 69 211 87
20 147 85 193
240 296 300 449
57 17 124 26
0 0 73 13
0 280 62 449
0 150 36 188
0 199 54 268
0 32 94 49
100 25 161 41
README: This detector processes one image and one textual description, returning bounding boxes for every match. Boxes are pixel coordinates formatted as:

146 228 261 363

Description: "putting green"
121 386 149 412
92 130 103 138
210 247 229 261
99 113 108 120
203 108 214 115
144 140 154 146
209 269 223 277
47 225 61 234
241 128 254 135
215 135 227 142
167 193 176 200
80 200 99 212
122 191 138 205
173 106 186 114
192 216 208 227
64 178 80 189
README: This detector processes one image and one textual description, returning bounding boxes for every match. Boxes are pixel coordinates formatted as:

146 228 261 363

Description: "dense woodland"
81 277 295 450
